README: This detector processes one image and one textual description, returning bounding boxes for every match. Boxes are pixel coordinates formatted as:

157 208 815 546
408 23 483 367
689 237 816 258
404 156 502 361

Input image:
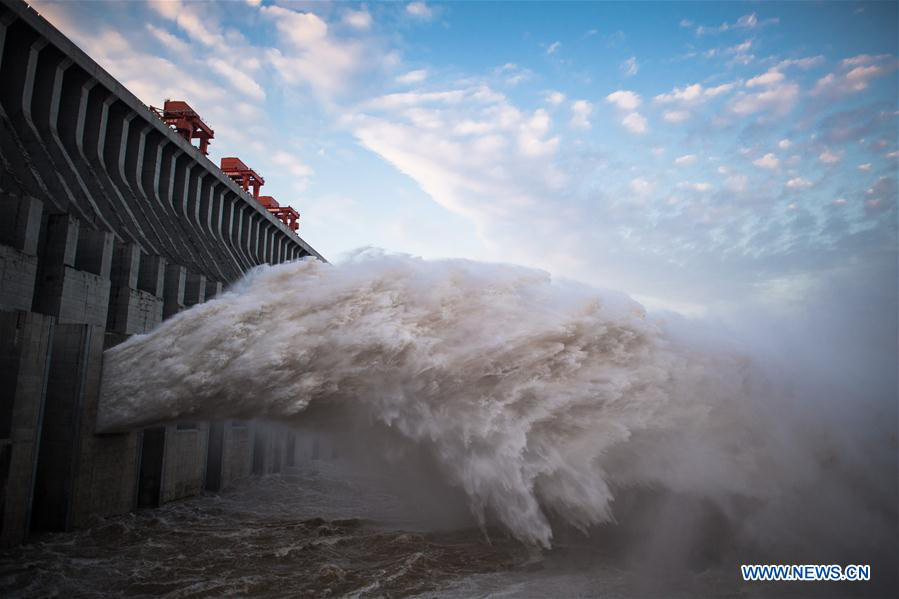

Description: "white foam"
96 250 888 550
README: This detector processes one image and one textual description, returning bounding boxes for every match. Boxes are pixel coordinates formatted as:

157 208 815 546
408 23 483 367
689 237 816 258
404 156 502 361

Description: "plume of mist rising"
98 250 896 573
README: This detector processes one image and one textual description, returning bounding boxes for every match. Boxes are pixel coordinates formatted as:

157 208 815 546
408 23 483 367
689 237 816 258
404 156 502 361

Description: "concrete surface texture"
0 0 315 550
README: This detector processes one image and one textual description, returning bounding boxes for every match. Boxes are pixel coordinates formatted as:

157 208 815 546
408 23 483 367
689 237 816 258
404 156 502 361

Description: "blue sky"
33 0 897 318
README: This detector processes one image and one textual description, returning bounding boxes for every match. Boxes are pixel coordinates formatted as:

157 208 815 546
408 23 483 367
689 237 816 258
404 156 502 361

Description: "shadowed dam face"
98 250 896 576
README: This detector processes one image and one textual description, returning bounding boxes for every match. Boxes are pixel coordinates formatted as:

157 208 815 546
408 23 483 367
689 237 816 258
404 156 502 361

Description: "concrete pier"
206 420 255 493
107 242 164 335
0 194 42 311
0 310 53 549
0 0 319 549
160 422 208 504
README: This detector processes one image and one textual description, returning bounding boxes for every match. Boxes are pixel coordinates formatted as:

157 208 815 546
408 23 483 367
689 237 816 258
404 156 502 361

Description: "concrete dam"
0 0 324 550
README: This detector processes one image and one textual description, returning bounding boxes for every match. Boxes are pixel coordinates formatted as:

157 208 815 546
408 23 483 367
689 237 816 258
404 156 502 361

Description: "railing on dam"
0 0 321 550
0 0 324 285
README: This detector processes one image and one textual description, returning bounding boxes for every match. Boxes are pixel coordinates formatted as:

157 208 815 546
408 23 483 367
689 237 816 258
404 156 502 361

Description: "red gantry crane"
150 99 214 155
150 97 303 235
220 157 265 199
220 157 301 233
259 196 301 232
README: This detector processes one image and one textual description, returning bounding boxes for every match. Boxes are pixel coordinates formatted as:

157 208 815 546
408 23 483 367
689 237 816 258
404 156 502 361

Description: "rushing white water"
98 250 896 561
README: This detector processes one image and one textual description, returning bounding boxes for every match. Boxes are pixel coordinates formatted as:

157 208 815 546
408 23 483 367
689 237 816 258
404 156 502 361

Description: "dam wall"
0 0 311 549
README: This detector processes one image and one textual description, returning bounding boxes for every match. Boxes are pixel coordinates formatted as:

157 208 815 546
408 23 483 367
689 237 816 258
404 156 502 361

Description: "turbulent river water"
1 251 895 597
0 456 890 598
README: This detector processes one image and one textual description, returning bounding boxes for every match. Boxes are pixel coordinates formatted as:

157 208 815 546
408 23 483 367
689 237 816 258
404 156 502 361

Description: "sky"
30 0 898 319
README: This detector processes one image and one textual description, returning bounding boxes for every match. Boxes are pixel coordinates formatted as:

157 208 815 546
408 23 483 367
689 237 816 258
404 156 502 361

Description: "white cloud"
786 177 812 189
207 58 265 100
812 54 895 95
840 54 890 68
620 56 639 77
654 82 735 107
836 64 885 92
343 9 373 30
704 82 736 97
695 12 779 35
729 40 753 54
621 112 647 134
271 150 314 179
569 100 593 130
735 13 760 28
655 83 702 104
149 0 233 50
674 154 697 166
846 65 885 84
695 22 728 35
546 41 561 55
606 90 642 111
728 53 755 67
545 91 566 105
146 24 191 54
518 108 559 156
263 6 327 46
453 120 494 135
663 110 690 123
396 69 428 84
778 139 791 149
858 163 872 171
811 73 837 94
149 0 183 22
725 174 748 193
776 56 825 70
349 84 565 231
406 2 434 19
677 181 712 192
746 69 785 87
497 63 533 85
262 5 365 98
753 153 779 169
730 82 799 116
819 150 842 164
630 177 653 196
363 90 466 111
